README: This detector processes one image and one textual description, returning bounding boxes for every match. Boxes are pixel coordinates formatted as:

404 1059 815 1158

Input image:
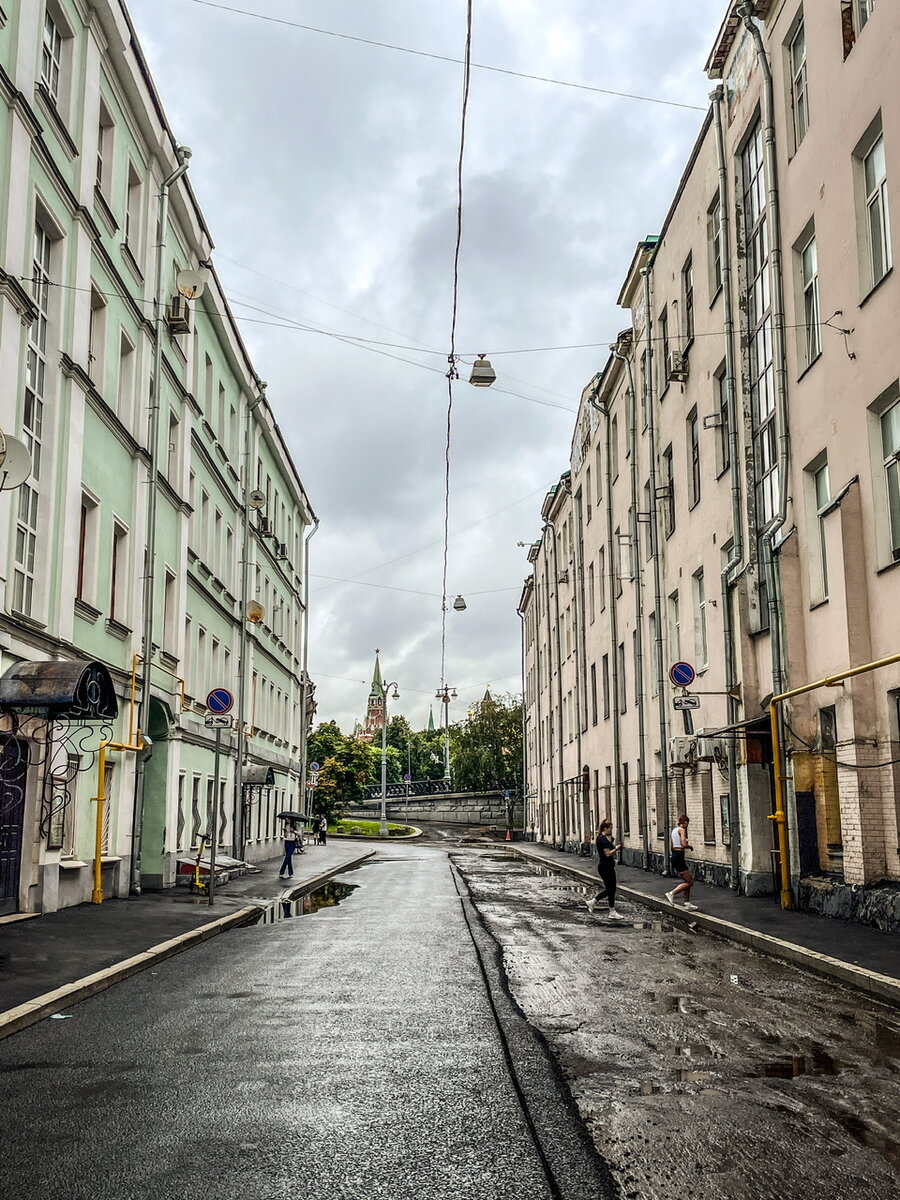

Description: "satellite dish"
0 427 7 469
246 600 265 624
248 489 266 510
0 436 32 491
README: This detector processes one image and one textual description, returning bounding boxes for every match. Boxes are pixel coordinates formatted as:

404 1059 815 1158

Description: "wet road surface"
452 847 900 1200
0 844 610 1200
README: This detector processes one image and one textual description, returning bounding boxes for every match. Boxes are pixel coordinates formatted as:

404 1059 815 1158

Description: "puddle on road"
257 880 358 924
755 1050 845 1078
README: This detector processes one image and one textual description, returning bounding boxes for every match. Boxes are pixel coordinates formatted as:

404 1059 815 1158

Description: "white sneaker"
683 901 700 911
607 908 625 920
665 889 677 905
585 899 596 914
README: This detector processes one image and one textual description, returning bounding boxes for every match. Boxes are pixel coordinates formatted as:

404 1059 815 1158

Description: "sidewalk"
515 842 900 1006
0 841 375 1036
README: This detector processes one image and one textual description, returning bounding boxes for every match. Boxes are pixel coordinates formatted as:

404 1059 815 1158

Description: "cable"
186 0 707 113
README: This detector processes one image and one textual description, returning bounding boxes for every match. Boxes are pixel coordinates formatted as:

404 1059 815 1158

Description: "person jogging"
587 818 624 920
666 814 699 910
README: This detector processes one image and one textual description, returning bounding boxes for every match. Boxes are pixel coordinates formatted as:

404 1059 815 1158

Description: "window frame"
787 13 809 152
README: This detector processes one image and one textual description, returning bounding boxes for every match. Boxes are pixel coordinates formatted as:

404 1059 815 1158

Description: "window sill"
75 598 102 623
34 83 79 160
876 556 900 577
93 186 118 236
708 284 722 308
8 609 46 632
797 351 822 383
120 242 144 284
58 859 88 870
809 596 829 611
105 618 131 640
859 266 893 309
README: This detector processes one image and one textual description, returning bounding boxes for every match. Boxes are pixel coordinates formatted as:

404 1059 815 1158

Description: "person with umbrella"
277 810 304 878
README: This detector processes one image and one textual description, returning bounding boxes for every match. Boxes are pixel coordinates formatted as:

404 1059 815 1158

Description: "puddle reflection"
258 880 358 924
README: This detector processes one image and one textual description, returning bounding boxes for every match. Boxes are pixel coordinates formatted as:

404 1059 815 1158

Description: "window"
799 231 821 366
862 132 892 289
648 611 659 696
814 461 831 598
610 415 619 481
96 100 114 192
668 590 681 661
590 663 598 726
602 654 610 720
595 445 603 504
598 546 606 611
618 643 627 714
880 397 900 561
662 444 675 536
41 9 63 103
693 569 708 668
110 522 128 622
77 495 98 603
117 331 135 421
714 362 730 475
742 120 779 532
633 630 640 705
14 221 52 616
640 350 649 428
125 163 142 253
588 562 595 623
857 0 875 31
622 762 630 835
659 307 669 377
643 481 652 561
682 255 694 342
163 569 177 653
614 527 624 596
701 769 716 844
585 466 592 522
687 409 701 508
788 16 809 149
708 193 722 297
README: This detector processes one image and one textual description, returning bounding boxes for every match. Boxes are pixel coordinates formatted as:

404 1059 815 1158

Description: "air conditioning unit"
275 541 288 560
666 351 689 383
257 516 271 536
694 730 728 763
167 294 191 334
557 570 569 584
668 736 695 767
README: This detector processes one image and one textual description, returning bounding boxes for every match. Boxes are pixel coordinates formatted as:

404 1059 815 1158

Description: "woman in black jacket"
587 818 624 920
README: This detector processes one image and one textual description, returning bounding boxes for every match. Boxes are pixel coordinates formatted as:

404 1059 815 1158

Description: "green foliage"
449 692 523 795
306 722 377 825
385 715 447 781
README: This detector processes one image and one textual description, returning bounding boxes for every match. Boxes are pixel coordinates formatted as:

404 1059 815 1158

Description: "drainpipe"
131 145 191 894
612 338 650 869
570 487 586 843
547 519 567 847
587 383 623 855
712 85 745 890
738 1 794 895
518 607 529 836
297 516 320 817
641 265 672 874
234 380 266 861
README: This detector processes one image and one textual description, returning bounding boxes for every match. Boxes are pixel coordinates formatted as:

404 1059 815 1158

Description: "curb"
513 846 900 1009
0 850 377 1043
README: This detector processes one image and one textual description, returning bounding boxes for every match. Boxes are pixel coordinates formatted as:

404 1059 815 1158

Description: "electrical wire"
439 0 474 699
186 0 707 113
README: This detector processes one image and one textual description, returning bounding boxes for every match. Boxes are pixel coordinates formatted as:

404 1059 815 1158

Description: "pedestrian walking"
318 815 328 846
666 814 699 909
587 818 625 920
279 817 300 879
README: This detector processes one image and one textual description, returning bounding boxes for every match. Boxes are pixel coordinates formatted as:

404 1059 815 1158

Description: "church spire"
371 650 383 697
427 706 435 732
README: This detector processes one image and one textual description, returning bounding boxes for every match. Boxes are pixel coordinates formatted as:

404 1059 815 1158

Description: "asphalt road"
0 843 610 1200
450 847 900 1200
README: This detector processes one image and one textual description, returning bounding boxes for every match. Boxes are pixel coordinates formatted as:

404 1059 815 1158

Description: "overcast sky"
129 0 726 733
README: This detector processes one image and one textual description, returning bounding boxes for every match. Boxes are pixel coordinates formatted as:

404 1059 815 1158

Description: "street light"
435 685 457 782
380 678 400 837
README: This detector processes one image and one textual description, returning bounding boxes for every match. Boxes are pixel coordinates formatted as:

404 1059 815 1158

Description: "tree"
384 715 445 781
306 722 377 824
450 692 522 795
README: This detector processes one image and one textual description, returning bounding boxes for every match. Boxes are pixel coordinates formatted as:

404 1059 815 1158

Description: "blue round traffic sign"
206 688 234 714
309 762 320 773
669 661 696 688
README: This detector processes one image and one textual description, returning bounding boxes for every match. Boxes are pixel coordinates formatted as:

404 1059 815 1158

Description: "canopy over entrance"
0 660 118 722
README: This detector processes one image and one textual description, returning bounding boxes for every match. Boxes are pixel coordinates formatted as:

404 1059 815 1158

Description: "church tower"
358 651 386 742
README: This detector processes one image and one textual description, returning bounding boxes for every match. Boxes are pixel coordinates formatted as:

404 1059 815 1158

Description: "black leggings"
595 862 617 908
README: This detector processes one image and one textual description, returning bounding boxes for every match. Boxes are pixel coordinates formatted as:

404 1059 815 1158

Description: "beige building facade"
520 0 900 927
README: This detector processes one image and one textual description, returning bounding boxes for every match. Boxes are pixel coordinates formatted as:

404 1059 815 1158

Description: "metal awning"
0 659 118 721
243 765 276 788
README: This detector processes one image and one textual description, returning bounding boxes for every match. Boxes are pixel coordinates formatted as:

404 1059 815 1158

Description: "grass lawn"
330 818 415 838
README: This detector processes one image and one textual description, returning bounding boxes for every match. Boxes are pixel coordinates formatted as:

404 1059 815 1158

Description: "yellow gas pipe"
768 650 900 910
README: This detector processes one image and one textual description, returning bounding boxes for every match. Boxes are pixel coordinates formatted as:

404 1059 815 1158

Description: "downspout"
587 383 623 852
234 380 266 861
531 579 545 840
548 519 567 847
518 607 529 836
738 1 794 896
712 85 745 890
612 338 650 870
571 487 585 842
297 517 320 817
641 264 672 874
131 145 191 894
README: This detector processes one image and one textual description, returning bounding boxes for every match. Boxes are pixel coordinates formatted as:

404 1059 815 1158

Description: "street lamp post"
380 679 400 837
435 686 457 783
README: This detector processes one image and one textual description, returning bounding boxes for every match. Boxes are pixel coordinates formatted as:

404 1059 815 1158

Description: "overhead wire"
186 0 707 113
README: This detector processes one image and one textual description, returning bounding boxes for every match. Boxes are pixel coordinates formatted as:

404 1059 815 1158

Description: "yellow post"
91 741 108 904
768 650 900 910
